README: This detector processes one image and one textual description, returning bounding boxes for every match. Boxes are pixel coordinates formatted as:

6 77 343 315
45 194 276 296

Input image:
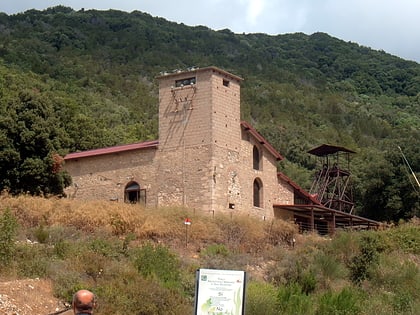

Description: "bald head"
72 289 96 314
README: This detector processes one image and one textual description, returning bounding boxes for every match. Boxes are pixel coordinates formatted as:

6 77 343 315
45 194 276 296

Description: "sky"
1 0 420 63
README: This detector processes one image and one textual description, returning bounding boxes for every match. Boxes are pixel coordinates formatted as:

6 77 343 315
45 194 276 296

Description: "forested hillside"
0 6 418 221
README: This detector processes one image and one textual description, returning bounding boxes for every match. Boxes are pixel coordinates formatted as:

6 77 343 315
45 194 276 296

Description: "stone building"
64 66 379 232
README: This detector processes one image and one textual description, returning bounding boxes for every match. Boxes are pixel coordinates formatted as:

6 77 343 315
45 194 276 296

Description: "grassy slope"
0 196 419 314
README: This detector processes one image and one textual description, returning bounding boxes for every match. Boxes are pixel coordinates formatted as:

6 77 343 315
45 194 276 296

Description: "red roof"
65 121 282 161
241 121 284 161
64 140 159 160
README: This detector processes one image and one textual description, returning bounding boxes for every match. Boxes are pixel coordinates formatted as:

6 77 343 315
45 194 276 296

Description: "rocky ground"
0 278 71 315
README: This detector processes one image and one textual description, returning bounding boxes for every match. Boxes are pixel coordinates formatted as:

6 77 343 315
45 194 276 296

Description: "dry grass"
0 195 298 253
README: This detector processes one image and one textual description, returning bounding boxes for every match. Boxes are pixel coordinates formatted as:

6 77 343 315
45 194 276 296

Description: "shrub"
132 242 181 289
51 263 91 303
15 244 50 277
316 287 364 315
392 291 415 314
34 224 49 243
246 281 278 315
370 254 420 294
385 223 420 254
201 243 230 257
53 239 71 259
266 219 298 246
89 238 119 258
0 208 19 266
96 264 192 314
329 231 359 265
270 254 317 294
276 283 313 315
349 233 381 285
314 252 346 289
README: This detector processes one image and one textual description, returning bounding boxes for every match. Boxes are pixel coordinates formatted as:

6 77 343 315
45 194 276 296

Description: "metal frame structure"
274 145 381 235
308 144 356 214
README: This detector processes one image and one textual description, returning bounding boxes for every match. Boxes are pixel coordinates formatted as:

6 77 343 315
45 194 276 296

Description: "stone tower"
156 67 243 212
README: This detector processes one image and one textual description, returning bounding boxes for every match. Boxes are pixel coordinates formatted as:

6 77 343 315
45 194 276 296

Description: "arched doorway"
124 181 146 205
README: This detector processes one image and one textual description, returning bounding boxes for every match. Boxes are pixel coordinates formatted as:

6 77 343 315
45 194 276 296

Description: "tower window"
175 77 196 87
223 79 230 87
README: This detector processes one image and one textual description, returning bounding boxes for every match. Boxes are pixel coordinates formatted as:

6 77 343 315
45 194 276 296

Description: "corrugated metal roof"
241 121 284 161
64 140 159 160
308 144 356 156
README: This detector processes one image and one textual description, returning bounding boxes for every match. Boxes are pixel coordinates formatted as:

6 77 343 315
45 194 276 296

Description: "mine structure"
309 144 355 214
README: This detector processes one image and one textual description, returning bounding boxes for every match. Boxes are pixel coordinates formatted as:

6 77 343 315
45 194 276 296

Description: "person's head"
72 289 97 314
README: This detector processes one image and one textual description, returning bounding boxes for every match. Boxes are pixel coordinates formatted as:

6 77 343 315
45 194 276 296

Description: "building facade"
64 67 313 219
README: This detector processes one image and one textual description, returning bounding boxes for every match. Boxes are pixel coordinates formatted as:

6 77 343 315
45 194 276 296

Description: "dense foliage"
0 6 418 220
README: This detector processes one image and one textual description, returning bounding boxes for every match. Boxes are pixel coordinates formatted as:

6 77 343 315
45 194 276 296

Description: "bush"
246 281 278 315
34 224 49 243
271 256 317 294
0 208 19 266
200 243 230 257
277 283 313 315
316 287 364 315
53 239 71 259
392 291 415 314
95 264 192 314
15 244 50 277
385 223 420 254
132 242 181 289
314 252 346 289
328 231 359 265
349 233 381 285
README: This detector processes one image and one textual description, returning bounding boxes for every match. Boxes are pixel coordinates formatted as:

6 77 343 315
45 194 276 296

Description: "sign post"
194 268 246 315
184 218 191 247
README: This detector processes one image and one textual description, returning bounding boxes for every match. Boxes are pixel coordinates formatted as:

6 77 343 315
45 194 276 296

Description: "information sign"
194 268 246 315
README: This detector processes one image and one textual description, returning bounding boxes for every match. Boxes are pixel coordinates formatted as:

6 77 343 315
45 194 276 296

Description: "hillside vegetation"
0 6 419 221
0 196 419 314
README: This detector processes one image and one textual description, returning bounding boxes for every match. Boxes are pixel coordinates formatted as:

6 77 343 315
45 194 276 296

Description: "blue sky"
1 0 420 62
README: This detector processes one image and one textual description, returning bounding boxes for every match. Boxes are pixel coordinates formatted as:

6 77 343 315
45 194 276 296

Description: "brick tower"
156 67 243 212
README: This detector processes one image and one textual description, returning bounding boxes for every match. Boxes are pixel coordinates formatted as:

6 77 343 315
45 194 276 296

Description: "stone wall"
64 148 158 205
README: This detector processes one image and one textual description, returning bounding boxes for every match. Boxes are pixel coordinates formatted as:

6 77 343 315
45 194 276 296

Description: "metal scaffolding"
308 144 356 214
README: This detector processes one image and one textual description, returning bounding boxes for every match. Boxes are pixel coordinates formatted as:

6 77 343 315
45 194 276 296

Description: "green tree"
0 90 71 195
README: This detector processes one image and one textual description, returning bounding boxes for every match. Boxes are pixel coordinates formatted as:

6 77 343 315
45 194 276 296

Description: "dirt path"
0 278 70 315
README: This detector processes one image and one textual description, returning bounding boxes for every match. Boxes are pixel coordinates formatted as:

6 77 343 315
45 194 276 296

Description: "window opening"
223 79 230 87
253 178 263 207
175 77 196 87
253 146 261 170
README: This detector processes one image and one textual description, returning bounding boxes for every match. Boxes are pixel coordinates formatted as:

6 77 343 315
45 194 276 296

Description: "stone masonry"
64 66 297 219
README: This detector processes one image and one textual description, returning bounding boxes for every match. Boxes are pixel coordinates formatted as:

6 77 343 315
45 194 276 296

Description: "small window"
175 77 196 87
223 79 230 87
253 146 261 170
229 203 235 209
